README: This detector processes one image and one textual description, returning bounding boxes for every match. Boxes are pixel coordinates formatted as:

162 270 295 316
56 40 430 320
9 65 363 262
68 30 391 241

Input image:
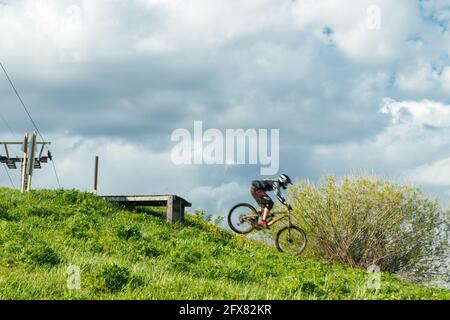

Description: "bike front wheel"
228 203 259 234
275 225 307 256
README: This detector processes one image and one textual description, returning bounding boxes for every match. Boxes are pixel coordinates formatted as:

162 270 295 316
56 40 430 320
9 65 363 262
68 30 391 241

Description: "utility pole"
26 131 37 191
93 155 99 195
0 131 52 192
20 133 28 192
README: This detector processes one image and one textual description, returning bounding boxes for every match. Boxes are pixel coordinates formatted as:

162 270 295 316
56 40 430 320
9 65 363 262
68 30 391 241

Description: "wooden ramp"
102 195 191 224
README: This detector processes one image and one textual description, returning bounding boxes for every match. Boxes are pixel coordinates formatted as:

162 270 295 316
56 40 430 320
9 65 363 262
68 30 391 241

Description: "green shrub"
93 264 130 292
23 242 61 267
289 175 449 282
137 241 160 258
14 203 57 218
117 224 142 240
65 214 91 238
171 250 202 271
299 281 325 296
0 203 14 221
0 227 30 267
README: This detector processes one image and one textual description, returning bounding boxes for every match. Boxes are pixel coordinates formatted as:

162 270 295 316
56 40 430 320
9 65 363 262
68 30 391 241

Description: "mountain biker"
250 174 293 229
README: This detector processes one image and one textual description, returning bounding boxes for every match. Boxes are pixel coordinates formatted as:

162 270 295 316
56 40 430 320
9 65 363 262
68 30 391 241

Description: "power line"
50 157 61 188
0 112 19 141
2 163 15 188
0 63 45 141
0 62 62 188
0 106 18 188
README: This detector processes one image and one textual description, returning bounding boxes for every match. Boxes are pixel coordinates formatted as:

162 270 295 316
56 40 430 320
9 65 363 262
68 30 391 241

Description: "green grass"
0 187 448 300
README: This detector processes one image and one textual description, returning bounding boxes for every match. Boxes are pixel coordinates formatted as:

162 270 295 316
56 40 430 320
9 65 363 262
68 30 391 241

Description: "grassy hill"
0 187 448 300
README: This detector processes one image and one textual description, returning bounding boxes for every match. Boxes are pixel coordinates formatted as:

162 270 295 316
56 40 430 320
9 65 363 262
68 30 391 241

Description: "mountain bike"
227 203 307 256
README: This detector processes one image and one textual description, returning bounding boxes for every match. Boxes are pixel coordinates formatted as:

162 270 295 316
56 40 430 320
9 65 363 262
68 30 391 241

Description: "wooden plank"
103 194 190 205
103 195 171 202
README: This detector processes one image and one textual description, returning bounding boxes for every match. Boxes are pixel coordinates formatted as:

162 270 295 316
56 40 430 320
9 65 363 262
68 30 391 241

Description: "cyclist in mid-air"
250 174 293 229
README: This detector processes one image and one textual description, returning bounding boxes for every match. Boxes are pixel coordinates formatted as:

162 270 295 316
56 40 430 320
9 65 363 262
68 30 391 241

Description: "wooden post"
26 131 37 191
3 144 9 158
93 155 99 195
166 195 174 223
166 195 185 224
20 133 28 193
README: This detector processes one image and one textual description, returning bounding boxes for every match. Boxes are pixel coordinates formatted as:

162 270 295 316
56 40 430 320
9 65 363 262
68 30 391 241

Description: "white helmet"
278 174 292 188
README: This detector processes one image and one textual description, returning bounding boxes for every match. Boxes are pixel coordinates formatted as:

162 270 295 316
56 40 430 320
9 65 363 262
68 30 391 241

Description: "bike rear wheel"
228 203 259 234
275 225 307 256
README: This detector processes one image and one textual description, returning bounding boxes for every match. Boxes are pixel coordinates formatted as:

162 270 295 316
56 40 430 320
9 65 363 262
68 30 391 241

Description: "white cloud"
291 0 430 63
0 0 87 66
441 66 450 91
396 61 439 93
395 60 450 96
350 72 390 104
380 98 450 128
406 157 450 187
312 98 450 196
122 0 294 54
135 35 171 53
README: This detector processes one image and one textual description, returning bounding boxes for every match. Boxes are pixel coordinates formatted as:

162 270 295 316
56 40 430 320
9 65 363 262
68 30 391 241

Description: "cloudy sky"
1 0 450 215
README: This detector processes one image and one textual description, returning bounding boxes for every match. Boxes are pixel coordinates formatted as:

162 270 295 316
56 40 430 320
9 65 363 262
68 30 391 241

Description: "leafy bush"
65 214 96 238
171 250 202 271
0 225 32 267
289 175 449 282
13 202 57 218
92 264 130 292
137 241 160 258
23 242 61 267
117 224 142 240
193 209 224 226
0 203 14 221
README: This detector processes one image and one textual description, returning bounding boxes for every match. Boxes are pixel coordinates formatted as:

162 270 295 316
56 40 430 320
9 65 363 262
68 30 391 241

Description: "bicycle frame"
267 209 293 228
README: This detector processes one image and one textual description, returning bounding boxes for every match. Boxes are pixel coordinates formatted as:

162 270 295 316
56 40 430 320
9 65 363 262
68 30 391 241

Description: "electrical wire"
0 112 19 141
0 103 18 188
2 163 15 188
0 62 62 188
